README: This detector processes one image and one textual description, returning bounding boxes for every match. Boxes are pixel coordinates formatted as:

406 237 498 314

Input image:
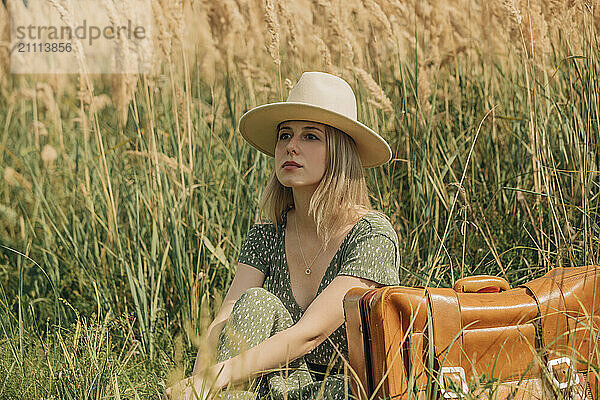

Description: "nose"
285 136 299 154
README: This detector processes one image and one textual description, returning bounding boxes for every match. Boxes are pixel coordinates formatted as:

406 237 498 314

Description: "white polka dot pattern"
214 287 348 400
237 206 400 371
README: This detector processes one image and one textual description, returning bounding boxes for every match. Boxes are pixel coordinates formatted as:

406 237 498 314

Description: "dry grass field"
0 0 599 398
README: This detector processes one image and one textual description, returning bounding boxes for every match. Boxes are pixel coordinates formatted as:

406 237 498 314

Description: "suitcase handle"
453 275 511 293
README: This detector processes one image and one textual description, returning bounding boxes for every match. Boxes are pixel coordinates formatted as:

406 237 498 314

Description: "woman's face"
274 120 328 189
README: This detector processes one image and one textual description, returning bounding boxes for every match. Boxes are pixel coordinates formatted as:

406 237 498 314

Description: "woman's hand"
164 375 214 400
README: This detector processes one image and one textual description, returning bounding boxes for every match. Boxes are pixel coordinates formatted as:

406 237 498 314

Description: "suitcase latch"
547 357 580 390
440 366 468 398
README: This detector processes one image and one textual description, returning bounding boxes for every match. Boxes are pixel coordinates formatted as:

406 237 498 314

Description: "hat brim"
238 102 391 168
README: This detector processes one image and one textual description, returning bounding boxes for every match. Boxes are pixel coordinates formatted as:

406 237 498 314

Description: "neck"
291 186 318 235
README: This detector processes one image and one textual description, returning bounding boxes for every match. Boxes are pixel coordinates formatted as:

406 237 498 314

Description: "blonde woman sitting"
166 72 400 400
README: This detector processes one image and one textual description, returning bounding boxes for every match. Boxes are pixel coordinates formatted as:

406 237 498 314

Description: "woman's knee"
218 287 295 360
238 287 284 308
231 287 288 320
241 287 271 298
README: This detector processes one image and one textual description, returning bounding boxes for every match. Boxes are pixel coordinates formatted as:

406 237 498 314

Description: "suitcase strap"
520 277 584 392
520 277 570 358
426 288 468 398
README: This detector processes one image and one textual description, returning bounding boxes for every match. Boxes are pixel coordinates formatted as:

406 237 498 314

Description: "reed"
0 0 599 397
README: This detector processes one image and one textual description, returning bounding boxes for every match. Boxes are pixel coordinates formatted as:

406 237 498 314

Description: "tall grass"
0 0 599 397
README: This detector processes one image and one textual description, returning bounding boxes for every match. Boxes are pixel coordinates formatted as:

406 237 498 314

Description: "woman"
166 72 400 400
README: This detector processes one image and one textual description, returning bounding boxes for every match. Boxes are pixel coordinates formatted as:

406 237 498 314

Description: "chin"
276 174 321 188
280 181 299 188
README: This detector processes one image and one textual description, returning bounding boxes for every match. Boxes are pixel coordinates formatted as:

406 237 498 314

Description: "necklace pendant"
305 268 311 275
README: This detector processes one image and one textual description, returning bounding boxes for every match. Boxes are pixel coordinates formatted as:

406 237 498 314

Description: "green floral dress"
215 206 400 400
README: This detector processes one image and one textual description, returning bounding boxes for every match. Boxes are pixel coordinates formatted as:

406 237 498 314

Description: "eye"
278 132 290 140
307 133 319 140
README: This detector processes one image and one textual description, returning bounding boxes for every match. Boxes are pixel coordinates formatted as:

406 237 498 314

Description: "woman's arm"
193 263 266 375
207 275 381 390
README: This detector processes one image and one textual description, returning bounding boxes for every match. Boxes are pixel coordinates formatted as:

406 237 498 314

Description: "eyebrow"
278 125 324 134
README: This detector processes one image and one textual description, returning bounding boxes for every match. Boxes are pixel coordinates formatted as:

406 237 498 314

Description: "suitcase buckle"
440 366 468 398
547 357 579 390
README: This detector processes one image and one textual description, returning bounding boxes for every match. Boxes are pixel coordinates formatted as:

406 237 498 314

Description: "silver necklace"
293 211 326 275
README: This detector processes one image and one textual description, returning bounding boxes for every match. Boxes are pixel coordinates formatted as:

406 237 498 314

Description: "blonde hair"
257 122 387 248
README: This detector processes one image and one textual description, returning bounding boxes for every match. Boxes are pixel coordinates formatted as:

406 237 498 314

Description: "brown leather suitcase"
342 266 600 400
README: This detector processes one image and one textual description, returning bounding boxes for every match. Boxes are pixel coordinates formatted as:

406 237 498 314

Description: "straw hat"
238 71 392 168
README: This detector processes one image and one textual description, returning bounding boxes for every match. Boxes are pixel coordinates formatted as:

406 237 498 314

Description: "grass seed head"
265 0 281 65
41 144 58 165
353 67 393 113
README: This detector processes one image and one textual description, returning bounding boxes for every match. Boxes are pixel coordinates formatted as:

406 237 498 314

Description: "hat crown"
286 72 358 120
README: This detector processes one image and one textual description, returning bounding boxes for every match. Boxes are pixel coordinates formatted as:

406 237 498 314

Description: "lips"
282 161 302 168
